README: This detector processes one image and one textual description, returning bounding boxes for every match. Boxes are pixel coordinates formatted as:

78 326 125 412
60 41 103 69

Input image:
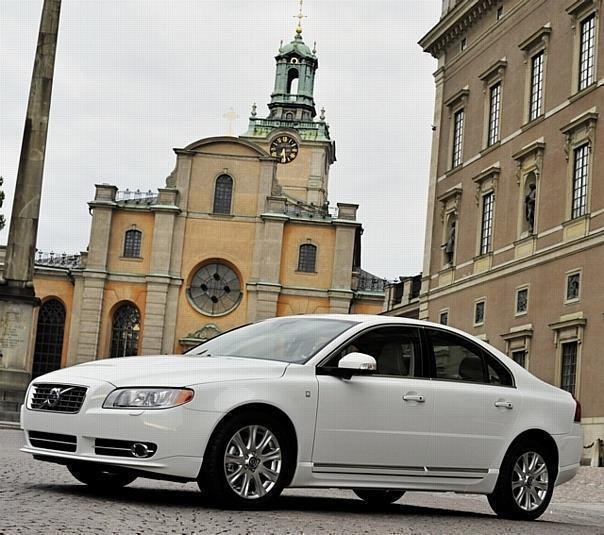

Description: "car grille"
95 438 157 459
29 431 77 452
30 383 87 413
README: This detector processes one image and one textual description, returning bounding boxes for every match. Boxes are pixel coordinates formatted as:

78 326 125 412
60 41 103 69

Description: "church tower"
242 5 335 209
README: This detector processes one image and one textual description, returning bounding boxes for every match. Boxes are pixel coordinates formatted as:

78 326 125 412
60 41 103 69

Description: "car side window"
327 327 422 378
426 329 513 386
428 330 486 383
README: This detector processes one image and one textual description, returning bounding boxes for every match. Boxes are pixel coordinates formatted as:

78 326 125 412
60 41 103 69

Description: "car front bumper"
20 380 221 480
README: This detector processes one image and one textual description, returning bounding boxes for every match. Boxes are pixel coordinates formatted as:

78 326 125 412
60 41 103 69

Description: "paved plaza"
1 429 603 534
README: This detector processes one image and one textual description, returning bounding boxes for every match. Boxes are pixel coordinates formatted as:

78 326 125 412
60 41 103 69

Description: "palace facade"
416 0 604 453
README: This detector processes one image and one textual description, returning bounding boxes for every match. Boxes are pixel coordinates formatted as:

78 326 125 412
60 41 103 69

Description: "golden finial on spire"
294 0 306 35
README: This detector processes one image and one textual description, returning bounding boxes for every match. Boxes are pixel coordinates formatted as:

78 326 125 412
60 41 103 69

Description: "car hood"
34 356 289 388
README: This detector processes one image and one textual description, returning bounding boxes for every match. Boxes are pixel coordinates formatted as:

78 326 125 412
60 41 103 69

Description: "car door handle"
494 400 513 409
403 393 425 402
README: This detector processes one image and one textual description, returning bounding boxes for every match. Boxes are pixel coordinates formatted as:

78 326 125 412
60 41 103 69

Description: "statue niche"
443 215 457 266
523 173 537 236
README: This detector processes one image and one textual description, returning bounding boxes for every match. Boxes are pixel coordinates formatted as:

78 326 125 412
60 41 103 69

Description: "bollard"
591 438 602 467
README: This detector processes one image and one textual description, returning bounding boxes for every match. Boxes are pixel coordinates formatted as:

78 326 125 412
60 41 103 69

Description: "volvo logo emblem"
42 387 74 408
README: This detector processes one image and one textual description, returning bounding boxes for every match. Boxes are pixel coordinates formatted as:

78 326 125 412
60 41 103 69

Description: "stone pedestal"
0 300 36 418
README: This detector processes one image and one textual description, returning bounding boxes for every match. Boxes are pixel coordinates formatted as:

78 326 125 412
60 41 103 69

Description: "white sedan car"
21 315 582 520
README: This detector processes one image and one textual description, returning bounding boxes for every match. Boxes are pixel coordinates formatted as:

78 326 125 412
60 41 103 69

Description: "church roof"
278 34 315 60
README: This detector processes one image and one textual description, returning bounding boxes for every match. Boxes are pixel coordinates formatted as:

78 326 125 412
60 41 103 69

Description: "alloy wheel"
511 451 549 512
223 424 282 499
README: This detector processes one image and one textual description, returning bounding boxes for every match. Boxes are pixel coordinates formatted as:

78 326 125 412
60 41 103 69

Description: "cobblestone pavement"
2 430 603 534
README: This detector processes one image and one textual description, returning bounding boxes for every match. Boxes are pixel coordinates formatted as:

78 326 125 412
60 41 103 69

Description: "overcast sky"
0 0 440 279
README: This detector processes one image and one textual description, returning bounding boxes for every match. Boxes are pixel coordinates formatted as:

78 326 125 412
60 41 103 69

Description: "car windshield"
186 317 358 364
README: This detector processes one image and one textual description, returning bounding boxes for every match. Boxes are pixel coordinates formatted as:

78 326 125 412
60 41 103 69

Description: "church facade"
9 27 383 381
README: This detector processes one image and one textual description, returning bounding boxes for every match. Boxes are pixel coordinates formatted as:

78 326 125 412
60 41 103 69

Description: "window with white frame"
572 144 589 219
487 82 502 146
578 14 596 91
512 349 526 368
560 341 578 395
474 300 486 326
451 109 465 168
566 271 581 302
480 192 494 255
529 51 544 121
516 287 529 315
439 310 449 326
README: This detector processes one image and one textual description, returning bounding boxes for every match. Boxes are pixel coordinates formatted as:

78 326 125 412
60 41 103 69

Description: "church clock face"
270 135 299 164
187 262 242 316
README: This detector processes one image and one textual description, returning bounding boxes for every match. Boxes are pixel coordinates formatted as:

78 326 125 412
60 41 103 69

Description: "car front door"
423 328 522 474
312 326 434 479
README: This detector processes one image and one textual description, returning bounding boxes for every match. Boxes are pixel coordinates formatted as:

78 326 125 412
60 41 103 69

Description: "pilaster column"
329 204 359 313
72 184 116 362
142 189 179 355
419 60 446 320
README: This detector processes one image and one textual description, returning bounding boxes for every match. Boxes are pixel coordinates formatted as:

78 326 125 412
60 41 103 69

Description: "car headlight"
102 388 194 409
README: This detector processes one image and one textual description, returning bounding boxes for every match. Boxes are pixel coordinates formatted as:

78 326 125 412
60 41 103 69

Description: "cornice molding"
419 0 499 58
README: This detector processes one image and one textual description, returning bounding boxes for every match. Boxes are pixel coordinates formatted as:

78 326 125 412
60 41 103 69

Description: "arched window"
110 303 140 358
287 68 299 95
213 174 233 214
285 112 294 121
123 229 142 258
297 243 317 273
32 299 66 378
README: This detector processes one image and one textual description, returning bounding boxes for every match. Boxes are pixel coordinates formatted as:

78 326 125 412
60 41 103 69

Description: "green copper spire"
243 1 330 141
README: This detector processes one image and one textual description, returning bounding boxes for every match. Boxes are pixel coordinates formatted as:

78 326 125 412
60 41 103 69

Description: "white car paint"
20 315 582 499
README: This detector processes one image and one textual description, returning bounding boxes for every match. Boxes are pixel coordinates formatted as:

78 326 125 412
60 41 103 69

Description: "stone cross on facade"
223 108 239 136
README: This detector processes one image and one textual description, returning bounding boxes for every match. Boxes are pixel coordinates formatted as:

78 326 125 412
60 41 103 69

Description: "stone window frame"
121 225 143 260
515 284 530 317
473 298 486 327
472 164 499 258
212 171 235 216
512 140 545 240
439 308 450 326
561 109 597 222
437 185 462 268
518 25 551 124
296 241 318 274
548 314 586 397
567 0 600 95
501 325 533 370
444 88 469 171
479 59 507 150
564 268 583 304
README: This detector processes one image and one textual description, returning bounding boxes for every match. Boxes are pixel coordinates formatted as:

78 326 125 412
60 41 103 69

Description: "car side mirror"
338 352 377 372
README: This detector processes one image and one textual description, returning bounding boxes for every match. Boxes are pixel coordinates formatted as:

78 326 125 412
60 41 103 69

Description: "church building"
8 24 383 381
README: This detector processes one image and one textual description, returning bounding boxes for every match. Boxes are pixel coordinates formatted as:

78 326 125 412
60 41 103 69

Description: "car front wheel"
67 463 137 490
488 440 555 521
200 413 291 508
353 489 405 505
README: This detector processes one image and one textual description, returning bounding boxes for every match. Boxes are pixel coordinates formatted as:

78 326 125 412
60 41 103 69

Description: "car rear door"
422 327 523 474
312 326 435 479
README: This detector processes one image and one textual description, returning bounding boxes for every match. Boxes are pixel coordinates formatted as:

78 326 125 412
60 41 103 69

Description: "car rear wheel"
487 440 555 521
67 463 137 490
200 413 291 508
353 489 405 505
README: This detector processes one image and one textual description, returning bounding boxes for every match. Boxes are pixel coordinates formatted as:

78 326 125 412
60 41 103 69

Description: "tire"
353 489 405 505
67 463 137 490
487 440 555 521
199 412 292 508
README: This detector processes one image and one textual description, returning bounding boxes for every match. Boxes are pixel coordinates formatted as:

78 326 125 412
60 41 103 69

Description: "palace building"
0 23 383 401
416 0 604 456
